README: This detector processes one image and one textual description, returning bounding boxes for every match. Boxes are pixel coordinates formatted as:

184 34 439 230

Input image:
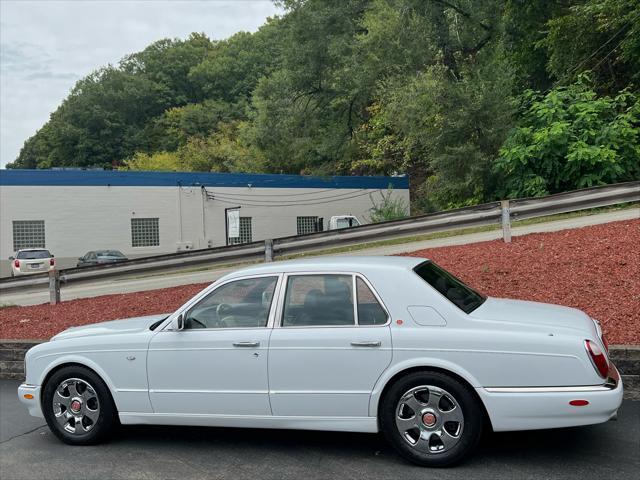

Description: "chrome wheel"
52 378 100 434
395 385 464 454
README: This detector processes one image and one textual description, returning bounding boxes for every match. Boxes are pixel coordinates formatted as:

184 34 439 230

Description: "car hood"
51 313 169 341
470 297 597 336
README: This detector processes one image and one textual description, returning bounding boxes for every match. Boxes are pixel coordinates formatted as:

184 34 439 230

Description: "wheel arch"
370 361 493 431
39 357 119 411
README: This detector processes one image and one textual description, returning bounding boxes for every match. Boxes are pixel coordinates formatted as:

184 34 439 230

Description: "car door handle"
232 341 260 348
350 341 382 347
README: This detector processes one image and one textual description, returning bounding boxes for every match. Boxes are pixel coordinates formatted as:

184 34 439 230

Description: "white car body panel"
19 256 622 434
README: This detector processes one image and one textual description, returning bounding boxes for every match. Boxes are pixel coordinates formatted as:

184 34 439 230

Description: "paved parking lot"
1 380 638 480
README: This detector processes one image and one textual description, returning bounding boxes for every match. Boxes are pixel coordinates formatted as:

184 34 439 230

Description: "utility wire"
209 189 381 207
206 188 379 204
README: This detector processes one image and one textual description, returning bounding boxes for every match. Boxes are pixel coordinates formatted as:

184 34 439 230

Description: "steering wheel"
216 303 233 319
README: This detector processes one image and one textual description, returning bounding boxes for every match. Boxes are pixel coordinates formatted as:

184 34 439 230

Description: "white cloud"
0 0 282 167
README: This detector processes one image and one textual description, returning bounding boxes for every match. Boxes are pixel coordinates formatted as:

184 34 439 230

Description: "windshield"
96 250 125 258
414 261 486 314
17 250 52 259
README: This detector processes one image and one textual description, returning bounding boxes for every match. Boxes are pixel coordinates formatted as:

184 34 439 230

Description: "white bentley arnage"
19 256 622 466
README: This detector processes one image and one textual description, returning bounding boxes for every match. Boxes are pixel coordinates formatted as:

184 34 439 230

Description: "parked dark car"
77 250 128 267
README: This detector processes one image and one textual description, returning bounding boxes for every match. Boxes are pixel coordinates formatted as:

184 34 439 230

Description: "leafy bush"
496 77 640 198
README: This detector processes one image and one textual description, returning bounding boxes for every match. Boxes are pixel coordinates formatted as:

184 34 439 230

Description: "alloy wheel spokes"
52 378 100 434
395 385 464 454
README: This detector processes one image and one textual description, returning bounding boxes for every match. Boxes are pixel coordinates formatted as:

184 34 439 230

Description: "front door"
268 273 392 417
147 274 280 415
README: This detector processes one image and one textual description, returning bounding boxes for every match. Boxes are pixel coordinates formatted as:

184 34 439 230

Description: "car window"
184 276 277 329
16 250 51 259
282 274 354 327
414 261 486 314
356 277 388 325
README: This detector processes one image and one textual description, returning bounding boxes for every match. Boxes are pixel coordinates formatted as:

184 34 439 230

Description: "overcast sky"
0 0 282 168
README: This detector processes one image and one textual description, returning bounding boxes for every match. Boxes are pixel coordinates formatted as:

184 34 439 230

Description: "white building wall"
0 184 409 276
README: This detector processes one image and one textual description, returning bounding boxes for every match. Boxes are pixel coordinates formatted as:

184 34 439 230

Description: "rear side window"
282 274 354 326
414 261 485 314
356 277 388 325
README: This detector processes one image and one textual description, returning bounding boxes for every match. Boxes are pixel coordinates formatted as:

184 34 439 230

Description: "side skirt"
118 413 379 433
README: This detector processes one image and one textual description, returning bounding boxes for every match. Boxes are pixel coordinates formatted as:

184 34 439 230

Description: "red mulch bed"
1 219 638 343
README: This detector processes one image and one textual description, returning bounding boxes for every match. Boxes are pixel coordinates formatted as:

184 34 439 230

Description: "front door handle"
350 341 382 347
233 341 260 348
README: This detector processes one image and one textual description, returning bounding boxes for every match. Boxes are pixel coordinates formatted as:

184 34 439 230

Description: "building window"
297 216 320 235
12 220 45 251
131 218 159 247
229 217 252 245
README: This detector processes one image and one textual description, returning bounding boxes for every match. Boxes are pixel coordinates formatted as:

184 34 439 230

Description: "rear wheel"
42 366 117 445
380 371 483 467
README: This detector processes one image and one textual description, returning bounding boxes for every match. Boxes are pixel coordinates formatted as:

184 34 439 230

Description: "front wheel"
379 371 484 467
42 366 117 445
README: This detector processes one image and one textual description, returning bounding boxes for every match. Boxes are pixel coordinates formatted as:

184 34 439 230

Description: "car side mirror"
78 257 84 261
8 256 14 260
171 313 185 331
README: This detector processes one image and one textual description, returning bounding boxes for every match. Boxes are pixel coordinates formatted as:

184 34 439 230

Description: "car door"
147 274 282 416
268 273 392 417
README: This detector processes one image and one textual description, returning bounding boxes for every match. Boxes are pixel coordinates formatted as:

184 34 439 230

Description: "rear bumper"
18 384 44 418
478 366 623 432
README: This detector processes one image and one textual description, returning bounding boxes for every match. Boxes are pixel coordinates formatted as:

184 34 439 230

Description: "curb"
1 340 638 399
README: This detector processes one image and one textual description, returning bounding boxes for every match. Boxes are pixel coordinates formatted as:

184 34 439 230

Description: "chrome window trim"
274 271 391 329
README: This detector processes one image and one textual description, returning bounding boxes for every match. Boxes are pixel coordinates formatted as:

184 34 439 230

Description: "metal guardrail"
1 181 638 303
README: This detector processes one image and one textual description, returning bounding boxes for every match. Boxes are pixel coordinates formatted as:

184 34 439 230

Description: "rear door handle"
233 341 260 348
350 341 382 347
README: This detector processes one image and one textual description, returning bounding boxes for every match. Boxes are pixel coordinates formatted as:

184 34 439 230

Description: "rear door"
268 273 392 417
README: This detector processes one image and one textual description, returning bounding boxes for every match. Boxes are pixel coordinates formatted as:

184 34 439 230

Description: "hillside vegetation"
9 0 639 212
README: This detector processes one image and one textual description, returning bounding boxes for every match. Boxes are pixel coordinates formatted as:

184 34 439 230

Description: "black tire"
42 365 117 445
379 371 483 467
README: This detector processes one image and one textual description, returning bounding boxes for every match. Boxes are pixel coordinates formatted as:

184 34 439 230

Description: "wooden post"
264 239 274 262
49 269 61 305
501 199 512 243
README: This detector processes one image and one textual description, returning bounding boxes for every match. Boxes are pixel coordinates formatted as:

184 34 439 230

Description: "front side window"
13 220 45 251
282 274 354 326
356 277 388 325
184 276 277 329
414 261 486 314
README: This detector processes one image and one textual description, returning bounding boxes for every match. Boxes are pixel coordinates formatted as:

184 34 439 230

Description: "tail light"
14 259 20 268
49 258 55 266
585 339 609 378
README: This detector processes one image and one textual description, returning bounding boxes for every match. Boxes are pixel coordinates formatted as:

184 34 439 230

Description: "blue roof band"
0 169 409 190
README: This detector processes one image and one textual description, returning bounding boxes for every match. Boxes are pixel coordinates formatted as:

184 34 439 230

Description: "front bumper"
478 365 623 432
18 384 44 418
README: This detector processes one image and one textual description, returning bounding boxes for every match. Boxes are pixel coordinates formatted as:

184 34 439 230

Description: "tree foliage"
9 0 640 212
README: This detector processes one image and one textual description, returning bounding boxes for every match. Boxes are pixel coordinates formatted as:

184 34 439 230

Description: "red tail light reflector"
50 258 55 266
585 339 609 378
569 400 589 407
14 259 20 268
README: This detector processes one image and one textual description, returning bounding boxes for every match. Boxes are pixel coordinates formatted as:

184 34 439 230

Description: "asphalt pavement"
1 380 638 480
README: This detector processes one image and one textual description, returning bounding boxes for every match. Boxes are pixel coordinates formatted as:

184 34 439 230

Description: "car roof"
225 255 427 278
16 248 50 252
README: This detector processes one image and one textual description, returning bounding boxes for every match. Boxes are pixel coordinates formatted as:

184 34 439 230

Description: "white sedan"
18 256 622 467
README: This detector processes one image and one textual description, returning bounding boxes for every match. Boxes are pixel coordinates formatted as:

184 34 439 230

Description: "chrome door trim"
484 384 616 393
